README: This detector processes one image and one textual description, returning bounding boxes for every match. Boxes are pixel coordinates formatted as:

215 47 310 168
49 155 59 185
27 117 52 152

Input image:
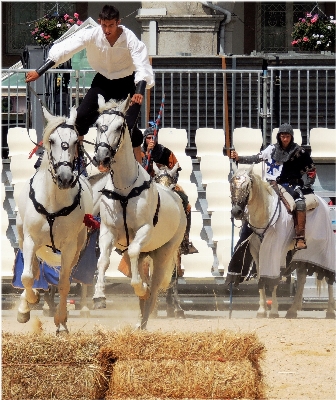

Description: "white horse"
92 95 186 329
229 165 335 319
16 107 93 333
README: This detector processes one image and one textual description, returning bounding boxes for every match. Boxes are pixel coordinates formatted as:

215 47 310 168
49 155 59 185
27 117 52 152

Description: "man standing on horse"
25 5 154 164
231 123 316 250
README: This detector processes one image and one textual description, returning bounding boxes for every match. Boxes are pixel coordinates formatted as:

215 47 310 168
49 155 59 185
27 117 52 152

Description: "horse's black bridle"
94 109 127 159
230 172 281 241
48 122 79 187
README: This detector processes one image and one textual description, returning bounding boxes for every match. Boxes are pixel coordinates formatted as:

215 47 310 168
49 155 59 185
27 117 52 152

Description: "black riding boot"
180 211 198 255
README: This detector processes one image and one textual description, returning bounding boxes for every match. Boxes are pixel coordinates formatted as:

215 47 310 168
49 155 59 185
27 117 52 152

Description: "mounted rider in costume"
231 123 316 251
142 126 198 255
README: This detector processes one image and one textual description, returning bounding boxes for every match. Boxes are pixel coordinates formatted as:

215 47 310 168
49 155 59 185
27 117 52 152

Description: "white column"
149 20 157 56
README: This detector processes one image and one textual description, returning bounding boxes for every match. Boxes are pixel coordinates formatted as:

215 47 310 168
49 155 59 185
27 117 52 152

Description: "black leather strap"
36 59 56 76
135 80 147 95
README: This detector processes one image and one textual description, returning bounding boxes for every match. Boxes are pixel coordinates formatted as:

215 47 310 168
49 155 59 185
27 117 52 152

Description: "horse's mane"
98 98 123 114
43 115 67 150
251 170 273 196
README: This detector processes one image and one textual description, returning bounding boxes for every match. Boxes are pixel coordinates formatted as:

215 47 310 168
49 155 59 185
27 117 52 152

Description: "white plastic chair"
189 211 204 239
13 181 28 212
158 128 188 154
232 127 263 156
10 155 36 184
309 128 336 159
178 182 198 211
200 154 231 186
181 239 214 278
206 181 231 213
215 238 234 276
195 128 225 159
210 210 235 242
176 155 193 183
1 208 15 279
7 127 37 157
272 128 302 145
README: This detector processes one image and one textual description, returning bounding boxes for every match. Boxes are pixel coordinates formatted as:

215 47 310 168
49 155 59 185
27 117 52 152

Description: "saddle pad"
278 185 319 212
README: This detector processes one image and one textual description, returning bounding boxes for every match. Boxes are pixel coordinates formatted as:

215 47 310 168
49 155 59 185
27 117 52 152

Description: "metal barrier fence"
2 65 336 156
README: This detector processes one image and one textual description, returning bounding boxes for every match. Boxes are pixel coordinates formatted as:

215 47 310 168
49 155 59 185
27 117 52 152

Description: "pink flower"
301 18 306 23
77 20 82 26
306 13 312 18
311 14 318 23
68 18 74 24
40 33 45 37
291 40 298 45
303 36 309 42
74 13 79 18
64 14 69 20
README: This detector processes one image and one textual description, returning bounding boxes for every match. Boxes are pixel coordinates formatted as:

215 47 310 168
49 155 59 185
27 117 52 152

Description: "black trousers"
76 73 143 147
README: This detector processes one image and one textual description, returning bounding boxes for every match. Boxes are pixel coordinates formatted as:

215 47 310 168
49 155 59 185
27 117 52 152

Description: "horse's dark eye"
49 139 54 145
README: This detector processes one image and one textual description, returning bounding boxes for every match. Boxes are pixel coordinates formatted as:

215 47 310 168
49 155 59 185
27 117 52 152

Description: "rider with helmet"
142 125 198 255
231 123 316 250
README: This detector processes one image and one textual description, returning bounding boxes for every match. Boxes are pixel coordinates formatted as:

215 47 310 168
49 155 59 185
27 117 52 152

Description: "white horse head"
94 95 131 172
42 106 79 189
153 162 180 189
230 165 254 220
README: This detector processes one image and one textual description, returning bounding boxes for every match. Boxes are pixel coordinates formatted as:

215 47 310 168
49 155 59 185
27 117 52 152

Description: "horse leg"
326 283 335 319
257 286 268 318
286 267 306 319
93 227 114 309
17 240 41 323
172 250 185 318
269 285 279 318
128 226 152 298
139 245 177 330
165 280 175 318
43 285 57 317
54 248 78 334
80 284 90 318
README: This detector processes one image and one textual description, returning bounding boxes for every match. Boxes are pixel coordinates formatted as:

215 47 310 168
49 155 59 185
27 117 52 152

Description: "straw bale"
106 359 264 399
2 331 109 400
98 328 265 365
2 327 265 399
2 365 104 400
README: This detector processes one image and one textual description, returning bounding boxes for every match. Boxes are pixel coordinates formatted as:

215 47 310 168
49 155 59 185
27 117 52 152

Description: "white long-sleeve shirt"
48 25 154 88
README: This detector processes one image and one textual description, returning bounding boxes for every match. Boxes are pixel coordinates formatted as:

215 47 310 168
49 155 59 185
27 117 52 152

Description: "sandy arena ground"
2 301 335 400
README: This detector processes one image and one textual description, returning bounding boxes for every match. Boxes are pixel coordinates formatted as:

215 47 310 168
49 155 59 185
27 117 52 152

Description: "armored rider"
142 126 198 255
231 123 316 250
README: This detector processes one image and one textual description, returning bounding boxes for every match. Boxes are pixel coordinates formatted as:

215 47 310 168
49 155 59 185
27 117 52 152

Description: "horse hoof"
17 311 30 323
93 297 106 309
285 311 297 319
56 324 69 335
326 311 335 319
256 312 267 318
269 313 279 319
174 309 185 319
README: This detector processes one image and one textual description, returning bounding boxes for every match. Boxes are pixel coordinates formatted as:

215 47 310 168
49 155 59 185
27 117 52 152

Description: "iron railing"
2 65 336 157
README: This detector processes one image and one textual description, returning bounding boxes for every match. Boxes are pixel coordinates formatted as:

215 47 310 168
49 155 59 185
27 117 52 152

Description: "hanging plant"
291 13 336 52
31 13 83 46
